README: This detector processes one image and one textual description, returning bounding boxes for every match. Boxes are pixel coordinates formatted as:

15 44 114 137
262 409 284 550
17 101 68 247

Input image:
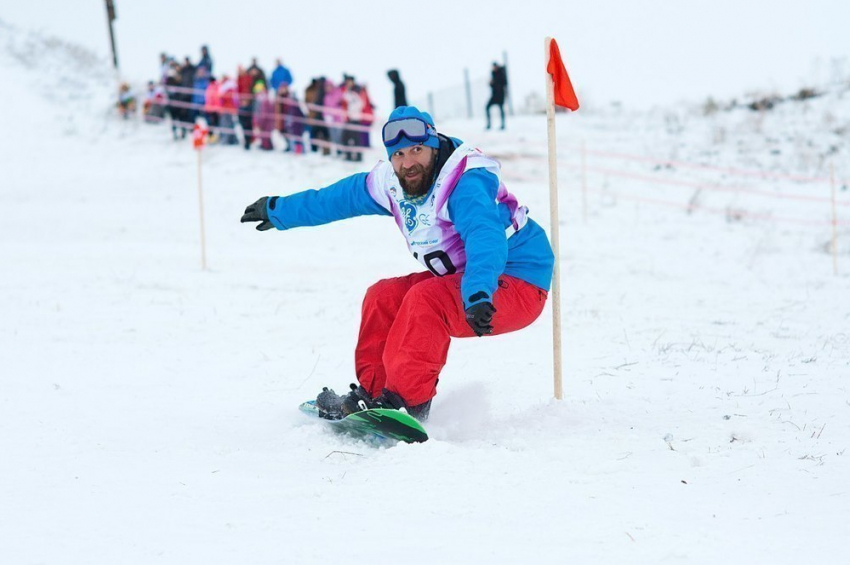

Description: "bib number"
423 250 457 276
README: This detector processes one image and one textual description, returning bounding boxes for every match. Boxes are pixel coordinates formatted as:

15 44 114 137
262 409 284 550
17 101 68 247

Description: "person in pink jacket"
204 76 222 141
252 82 276 150
323 80 345 154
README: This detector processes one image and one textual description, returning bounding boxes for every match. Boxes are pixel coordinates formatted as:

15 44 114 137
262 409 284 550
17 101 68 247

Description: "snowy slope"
1 25 849 565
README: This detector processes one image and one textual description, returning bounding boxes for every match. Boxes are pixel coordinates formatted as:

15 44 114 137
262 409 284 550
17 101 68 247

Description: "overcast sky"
3 0 849 112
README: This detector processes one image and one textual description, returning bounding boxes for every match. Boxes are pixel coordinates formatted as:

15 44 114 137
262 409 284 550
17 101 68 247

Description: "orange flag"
547 39 579 111
192 123 209 150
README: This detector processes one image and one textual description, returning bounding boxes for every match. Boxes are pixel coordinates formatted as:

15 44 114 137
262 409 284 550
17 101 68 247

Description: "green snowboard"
299 400 429 444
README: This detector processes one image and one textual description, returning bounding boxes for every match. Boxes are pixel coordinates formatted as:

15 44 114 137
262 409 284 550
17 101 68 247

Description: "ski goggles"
382 117 435 147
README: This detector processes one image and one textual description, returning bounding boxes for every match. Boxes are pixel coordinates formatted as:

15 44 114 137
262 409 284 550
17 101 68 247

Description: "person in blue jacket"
269 59 293 92
241 106 554 420
189 66 210 124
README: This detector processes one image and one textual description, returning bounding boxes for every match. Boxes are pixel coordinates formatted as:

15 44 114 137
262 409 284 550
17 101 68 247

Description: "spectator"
270 59 293 92
190 66 210 123
204 75 221 142
177 57 196 136
305 77 330 155
277 84 306 154
159 53 171 84
247 58 266 88
387 69 407 108
252 82 275 151
340 75 373 162
323 79 345 155
237 65 255 150
164 64 184 139
198 45 213 74
218 74 240 145
486 62 507 130
179 56 196 88
143 80 166 123
117 82 136 119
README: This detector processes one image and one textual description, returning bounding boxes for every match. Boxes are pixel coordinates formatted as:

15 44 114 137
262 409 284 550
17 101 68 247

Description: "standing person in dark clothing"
387 69 407 109
176 57 196 137
486 62 508 130
164 65 184 139
247 58 266 89
180 57 196 88
305 77 330 155
237 65 255 149
198 45 213 74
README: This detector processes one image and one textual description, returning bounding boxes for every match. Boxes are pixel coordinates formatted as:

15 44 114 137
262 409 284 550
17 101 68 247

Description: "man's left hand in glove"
241 196 279 231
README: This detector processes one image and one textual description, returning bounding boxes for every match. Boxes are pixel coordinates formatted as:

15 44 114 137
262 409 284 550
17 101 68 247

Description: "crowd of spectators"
136 45 383 161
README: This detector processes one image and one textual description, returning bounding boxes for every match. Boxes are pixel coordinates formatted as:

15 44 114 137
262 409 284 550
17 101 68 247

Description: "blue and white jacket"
266 137 554 309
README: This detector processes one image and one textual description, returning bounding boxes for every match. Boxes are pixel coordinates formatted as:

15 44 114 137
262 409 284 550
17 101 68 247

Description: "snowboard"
299 400 429 444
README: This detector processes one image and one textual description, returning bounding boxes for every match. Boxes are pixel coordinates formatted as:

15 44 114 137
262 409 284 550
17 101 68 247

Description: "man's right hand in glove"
465 301 496 337
241 196 279 231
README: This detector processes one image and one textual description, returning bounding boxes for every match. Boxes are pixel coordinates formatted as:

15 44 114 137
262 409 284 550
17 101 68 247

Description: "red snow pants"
354 272 548 407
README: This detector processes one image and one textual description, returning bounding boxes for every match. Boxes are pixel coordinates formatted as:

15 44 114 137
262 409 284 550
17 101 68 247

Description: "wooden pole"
581 139 587 224
197 150 207 271
831 162 838 275
545 37 563 400
104 0 119 70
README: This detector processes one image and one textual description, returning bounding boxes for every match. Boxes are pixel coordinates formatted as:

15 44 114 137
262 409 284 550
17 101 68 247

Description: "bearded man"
241 106 554 420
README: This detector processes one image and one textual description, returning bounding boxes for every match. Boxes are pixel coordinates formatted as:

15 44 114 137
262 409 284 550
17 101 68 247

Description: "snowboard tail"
299 400 428 444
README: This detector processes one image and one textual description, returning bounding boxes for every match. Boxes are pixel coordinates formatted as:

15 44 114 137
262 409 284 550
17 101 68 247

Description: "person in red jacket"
340 75 373 162
237 65 255 149
218 74 239 145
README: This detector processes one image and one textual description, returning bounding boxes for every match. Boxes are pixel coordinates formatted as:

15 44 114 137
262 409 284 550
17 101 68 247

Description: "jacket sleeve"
447 168 508 309
266 172 391 229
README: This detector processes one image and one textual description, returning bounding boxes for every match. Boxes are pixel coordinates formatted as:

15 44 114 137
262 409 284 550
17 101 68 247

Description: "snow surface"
1 24 849 565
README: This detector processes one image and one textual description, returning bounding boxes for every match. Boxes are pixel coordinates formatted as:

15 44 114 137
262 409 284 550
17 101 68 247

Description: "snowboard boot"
341 383 379 416
317 384 433 422
378 389 432 422
315 384 376 420
315 387 345 420
351 386 433 422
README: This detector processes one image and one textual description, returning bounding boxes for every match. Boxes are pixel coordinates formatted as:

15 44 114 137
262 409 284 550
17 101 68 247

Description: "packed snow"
1 23 849 564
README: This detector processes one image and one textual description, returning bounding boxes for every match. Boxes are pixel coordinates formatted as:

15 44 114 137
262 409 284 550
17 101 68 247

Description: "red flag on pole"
192 123 209 150
547 39 579 111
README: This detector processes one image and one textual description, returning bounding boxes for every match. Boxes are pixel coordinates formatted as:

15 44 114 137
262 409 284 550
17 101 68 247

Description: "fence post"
503 50 514 116
581 139 587 224
197 149 207 271
831 162 838 275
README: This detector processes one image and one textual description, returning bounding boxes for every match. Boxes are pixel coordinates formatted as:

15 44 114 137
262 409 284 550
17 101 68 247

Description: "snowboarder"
241 106 554 421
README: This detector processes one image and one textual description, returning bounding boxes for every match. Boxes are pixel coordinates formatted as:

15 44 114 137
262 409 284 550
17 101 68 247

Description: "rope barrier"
585 186 849 228
585 165 850 207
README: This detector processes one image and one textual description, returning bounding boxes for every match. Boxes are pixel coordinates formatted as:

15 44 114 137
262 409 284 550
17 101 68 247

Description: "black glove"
240 196 278 231
465 301 496 337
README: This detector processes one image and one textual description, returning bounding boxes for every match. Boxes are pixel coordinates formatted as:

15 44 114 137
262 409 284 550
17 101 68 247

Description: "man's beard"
398 159 435 197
